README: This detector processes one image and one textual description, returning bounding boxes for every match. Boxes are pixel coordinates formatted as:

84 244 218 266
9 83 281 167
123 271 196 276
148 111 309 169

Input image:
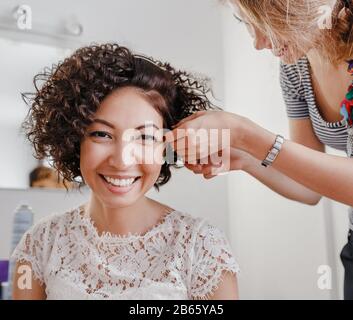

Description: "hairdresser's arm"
166 111 353 206
12 261 46 300
178 113 323 205
231 119 323 205
236 115 353 206
186 146 323 205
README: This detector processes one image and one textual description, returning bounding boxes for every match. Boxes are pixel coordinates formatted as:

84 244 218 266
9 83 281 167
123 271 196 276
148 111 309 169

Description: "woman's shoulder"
167 210 227 240
168 209 203 227
280 56 309 82
279 56 311 104
10 205 85 285
171 210 240 299
27 205 83 237
280 55 308 70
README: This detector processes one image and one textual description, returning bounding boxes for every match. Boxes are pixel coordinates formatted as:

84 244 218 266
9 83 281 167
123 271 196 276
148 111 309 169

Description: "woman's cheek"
138 144 164 184
129 142 165 166
128 143 149 165
142 163 163 187
153 143 165 166
85 142 108 163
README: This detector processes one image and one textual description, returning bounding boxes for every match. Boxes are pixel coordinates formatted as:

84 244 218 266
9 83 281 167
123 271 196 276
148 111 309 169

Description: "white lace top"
11 206 239 300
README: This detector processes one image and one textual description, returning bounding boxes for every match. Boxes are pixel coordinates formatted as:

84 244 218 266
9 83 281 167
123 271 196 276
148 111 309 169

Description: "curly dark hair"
22 43 216 190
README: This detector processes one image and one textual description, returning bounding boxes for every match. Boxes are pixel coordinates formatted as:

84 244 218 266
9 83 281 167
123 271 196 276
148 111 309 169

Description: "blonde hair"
228 0 353 64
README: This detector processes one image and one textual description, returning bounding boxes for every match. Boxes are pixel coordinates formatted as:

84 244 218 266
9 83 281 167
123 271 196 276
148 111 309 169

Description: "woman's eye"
132 134 157 142
89 131 112 139
233 13 250 26
233 13 243 24
140 134 157 142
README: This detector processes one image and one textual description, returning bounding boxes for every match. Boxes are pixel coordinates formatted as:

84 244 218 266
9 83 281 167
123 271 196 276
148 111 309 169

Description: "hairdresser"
165 0 353 300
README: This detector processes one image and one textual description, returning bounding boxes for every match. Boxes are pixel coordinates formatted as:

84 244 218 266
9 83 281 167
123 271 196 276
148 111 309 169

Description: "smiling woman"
80 86 166 209
11 43 240 300
22 43 214 189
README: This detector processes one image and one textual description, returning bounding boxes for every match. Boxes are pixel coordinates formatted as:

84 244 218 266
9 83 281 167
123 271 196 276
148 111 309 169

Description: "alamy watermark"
118 123 231 175
317 265 332 290
318 5 334 30
14 4 32 30
16 265 33 290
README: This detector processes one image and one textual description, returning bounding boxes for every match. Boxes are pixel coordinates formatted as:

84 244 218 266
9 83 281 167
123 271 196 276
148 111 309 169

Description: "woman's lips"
99 174 141 195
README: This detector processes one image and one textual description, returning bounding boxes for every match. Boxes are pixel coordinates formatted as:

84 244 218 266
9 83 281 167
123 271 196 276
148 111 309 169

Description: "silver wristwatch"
261 135 284 168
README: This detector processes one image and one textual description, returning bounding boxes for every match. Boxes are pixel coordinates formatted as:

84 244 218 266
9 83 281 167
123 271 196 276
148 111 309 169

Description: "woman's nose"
253 33 272 51
107 141 136 169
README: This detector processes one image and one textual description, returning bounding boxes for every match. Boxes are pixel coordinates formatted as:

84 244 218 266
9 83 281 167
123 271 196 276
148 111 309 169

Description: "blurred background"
0 0 348 299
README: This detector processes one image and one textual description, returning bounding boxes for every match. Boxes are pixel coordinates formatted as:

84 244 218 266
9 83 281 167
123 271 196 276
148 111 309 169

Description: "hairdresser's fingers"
184 154 217 171
172 135 211 153
196 153 223 167
178 148 211 164
172 111 208 129
184 163 204 174
164 127 187 145
203 174 216 180
203 165 230 179
164 111 209 143
185 152 224 176
203 164 224 176
182 149 225 167
165 127 210 148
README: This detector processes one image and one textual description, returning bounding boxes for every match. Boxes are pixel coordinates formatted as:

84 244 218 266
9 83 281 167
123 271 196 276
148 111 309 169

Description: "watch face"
262 135 284 167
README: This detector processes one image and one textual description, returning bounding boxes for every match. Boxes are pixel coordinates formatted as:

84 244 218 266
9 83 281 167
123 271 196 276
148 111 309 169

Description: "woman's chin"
98 193 142 209
278 52 306 65
279 56 294 64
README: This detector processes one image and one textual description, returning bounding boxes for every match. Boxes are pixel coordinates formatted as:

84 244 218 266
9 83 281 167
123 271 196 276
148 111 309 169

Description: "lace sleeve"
190 223 240 300
11 216 54 284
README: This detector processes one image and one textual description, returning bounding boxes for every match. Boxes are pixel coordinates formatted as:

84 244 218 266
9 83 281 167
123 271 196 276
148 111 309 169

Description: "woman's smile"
99 173 142 195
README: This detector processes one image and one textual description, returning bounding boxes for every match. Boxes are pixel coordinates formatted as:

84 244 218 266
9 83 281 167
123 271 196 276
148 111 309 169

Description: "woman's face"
231 3 304 64
80 86 165 209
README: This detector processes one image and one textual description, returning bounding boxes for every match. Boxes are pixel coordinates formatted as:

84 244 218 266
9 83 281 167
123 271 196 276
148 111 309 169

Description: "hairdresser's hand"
184 147 252 179
164 110 247 163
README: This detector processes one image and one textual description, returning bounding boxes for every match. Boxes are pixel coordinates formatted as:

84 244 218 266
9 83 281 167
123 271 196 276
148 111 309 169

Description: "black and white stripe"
280 56 348 152
280 56 353 231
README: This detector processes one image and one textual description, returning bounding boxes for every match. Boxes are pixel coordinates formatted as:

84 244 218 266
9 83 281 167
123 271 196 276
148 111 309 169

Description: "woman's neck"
306 49 348 72
85 195 171 237
306 49 353 123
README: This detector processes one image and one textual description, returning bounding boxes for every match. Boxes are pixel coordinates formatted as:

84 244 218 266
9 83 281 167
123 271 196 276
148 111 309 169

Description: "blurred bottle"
0 260 9 300
1 282 8 300
5 204 34 300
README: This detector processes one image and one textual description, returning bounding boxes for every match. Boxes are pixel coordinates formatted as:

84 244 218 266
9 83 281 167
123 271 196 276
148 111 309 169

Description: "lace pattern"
11 206 239 299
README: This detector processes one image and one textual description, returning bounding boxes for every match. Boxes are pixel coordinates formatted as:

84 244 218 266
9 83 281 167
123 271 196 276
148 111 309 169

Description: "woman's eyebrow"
92 118 115 129
135 123 160 131
92 118 160 131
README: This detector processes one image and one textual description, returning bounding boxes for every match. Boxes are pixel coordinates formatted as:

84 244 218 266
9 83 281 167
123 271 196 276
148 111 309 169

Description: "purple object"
0 260 9 283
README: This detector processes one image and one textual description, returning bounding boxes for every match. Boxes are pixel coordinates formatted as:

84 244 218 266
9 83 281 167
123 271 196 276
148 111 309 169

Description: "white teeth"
103 176 136 187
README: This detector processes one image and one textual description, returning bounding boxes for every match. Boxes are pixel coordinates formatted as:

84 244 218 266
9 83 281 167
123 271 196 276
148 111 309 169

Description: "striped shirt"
280 56 353 231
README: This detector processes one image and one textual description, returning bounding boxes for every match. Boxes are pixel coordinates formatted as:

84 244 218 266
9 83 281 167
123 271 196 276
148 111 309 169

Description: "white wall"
0 38 71 188
221 8 348 299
